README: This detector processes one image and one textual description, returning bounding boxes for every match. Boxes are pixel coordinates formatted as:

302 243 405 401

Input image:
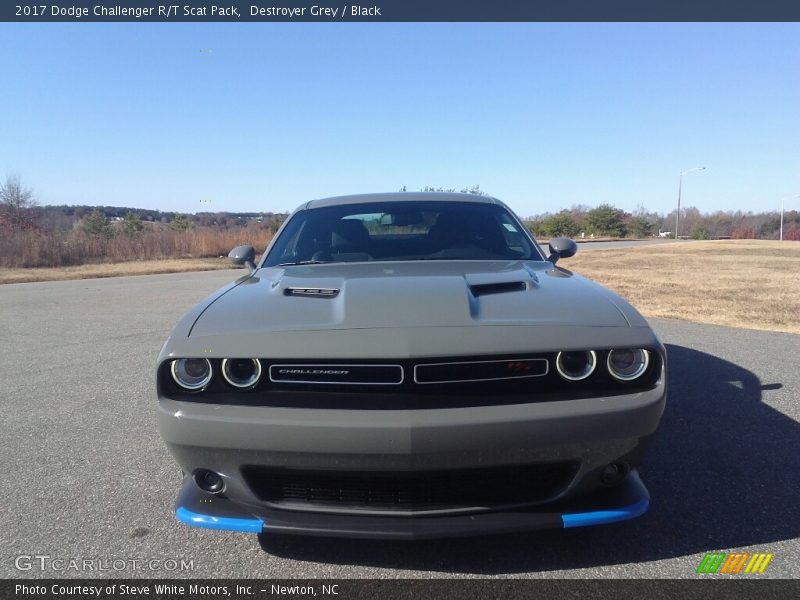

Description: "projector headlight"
555 350 597 381
222 358 262 389
171 358 213 391
607 348 650 382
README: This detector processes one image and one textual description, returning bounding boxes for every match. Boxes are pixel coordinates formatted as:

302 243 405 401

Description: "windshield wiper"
277 259 331 266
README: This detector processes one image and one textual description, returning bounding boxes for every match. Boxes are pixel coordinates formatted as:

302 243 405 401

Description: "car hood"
188 261 631 338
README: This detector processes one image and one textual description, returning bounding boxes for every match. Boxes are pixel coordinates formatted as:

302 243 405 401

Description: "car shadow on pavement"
258 344 798 574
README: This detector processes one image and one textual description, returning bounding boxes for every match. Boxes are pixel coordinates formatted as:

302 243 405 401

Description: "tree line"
2 174 799 245
0 174 284 268
0 174 287 237
525 204 800 240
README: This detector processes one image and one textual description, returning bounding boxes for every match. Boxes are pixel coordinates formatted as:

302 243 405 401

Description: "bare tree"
0 174 36 210
0 173 37 229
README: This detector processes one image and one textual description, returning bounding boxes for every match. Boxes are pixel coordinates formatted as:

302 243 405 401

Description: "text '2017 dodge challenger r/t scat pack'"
156 192 666 539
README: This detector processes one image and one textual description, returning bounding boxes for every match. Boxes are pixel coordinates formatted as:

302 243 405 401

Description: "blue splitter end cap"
175 506 264 533
561 498 649 528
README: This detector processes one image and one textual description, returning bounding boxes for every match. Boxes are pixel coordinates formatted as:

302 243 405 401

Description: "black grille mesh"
242 463 579 512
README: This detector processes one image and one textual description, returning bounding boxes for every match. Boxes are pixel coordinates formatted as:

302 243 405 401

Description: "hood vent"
469 281 526 297
284 287 340 298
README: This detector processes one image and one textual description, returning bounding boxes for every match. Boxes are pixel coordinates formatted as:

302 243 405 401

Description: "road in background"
1 270 797 578
575 239 681 251
535 239 682 252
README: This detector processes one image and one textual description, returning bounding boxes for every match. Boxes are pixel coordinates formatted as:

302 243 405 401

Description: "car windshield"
263 201 544 266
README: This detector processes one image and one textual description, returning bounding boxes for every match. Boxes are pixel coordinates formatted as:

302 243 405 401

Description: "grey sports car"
157 192 666 539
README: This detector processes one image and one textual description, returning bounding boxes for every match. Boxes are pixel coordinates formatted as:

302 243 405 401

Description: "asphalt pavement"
1 269 797 579
574 239 681 251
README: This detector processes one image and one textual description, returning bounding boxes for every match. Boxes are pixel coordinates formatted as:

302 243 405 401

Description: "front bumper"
174 469 650 539
158 376 664 538
158 380 665 470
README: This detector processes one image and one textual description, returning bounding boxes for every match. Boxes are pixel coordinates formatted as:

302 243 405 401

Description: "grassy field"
1 240 798 334
568 240 800 334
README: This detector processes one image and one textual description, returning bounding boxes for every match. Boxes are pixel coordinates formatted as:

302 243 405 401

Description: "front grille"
269 363 403 385
241 463 579 513
414 358 548 384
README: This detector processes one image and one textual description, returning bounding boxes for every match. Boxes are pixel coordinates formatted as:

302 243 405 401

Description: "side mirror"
228 245 256 272
548 237 577 265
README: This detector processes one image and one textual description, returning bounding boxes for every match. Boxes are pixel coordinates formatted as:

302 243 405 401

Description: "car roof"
303 192 501 210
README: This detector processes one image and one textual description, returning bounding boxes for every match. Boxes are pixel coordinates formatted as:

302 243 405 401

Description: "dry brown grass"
567 240 800 334
0 227 274 268
0 258 235 284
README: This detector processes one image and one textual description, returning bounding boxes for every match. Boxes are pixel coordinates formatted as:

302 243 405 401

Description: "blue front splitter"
173 469 650 538
560 497 649 528
176 506 264 534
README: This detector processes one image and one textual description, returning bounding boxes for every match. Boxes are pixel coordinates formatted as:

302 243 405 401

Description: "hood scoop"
284 287 340 298
469 281 527 297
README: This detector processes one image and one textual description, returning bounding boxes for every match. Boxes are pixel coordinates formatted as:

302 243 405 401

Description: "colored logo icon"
697 552 773 574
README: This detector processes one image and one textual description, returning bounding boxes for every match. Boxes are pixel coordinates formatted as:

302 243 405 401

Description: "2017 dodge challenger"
156 192 666 539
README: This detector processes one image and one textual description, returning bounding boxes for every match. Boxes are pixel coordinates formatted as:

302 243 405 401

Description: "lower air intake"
241 463 579 513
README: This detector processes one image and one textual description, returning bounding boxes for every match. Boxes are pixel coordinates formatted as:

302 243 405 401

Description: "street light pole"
675 167 706 240
675 177 682 240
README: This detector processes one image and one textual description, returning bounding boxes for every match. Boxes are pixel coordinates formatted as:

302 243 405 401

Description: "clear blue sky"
1 23 798 217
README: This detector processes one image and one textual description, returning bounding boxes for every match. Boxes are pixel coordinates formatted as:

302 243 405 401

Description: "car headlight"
555 350 597 381
171 358 213 391
222 358 262 389
607 348 650 381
